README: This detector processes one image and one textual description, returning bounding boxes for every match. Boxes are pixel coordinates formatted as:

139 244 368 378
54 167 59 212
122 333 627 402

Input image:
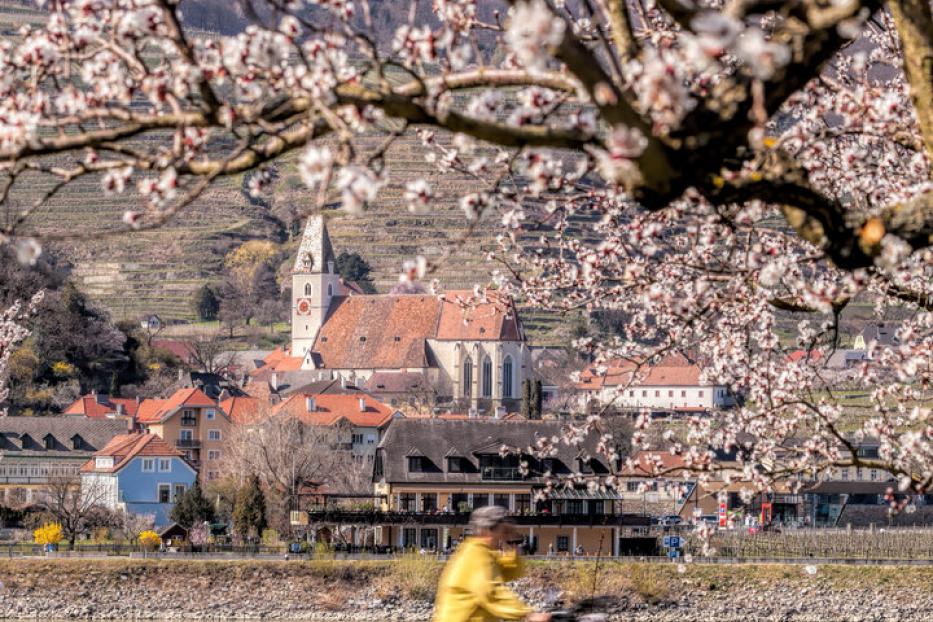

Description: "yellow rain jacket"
432 537 532 622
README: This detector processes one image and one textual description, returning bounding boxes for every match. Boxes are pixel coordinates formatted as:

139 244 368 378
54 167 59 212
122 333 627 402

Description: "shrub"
626 563 670 605
381 552 440 602
261 528 280 546
33 523 63 546
138 530 161 550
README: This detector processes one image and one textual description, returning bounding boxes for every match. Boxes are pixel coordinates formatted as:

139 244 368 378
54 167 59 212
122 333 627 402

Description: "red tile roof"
274 393 396 428
436 290 523 341
250 348 304 375
786 349 824 363
309 291 522 370
313 295 440 369
135 388 216 424
577 354 704 389
151 339 195 361
620 450 689 476
219 395 266 425
63 395 139 419
80 433 186 473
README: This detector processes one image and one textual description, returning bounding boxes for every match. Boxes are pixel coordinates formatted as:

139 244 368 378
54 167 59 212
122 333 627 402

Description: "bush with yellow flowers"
33 522 63 546
138 530 161 550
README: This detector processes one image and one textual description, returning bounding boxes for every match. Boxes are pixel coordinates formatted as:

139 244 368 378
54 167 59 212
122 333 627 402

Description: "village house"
63 393 141 423
575 354 733 413
367 419 649 555
135 388 231 483
0 417 127 508
80 433 197 527
256 215 532 415
617 450 694 515
274 392 399 463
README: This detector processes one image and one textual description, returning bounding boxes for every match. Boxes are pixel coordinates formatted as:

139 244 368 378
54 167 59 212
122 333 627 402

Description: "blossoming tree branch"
1 0 933 501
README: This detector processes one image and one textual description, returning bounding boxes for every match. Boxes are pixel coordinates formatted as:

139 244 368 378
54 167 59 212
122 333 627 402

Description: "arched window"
304 283 313 296
482 357 493 398
502 356 513 398
327 283 333 297
462 358 473 398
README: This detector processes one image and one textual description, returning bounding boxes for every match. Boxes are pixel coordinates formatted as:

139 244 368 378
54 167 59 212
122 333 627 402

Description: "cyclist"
433 506 550 622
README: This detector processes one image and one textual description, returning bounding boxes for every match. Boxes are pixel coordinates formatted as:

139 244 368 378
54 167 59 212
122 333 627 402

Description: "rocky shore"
1 559 930 621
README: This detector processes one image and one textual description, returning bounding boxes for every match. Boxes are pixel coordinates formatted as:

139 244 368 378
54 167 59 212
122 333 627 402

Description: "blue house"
81 433 197 526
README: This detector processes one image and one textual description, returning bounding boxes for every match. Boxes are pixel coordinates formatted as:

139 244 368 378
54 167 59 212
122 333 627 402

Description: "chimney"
358 397 366 412
340 376 347 389
306 396 316 412
271 372 279 392
116 404 125 416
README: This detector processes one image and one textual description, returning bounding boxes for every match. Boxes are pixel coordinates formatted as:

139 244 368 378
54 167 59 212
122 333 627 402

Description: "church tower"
291 215 343 362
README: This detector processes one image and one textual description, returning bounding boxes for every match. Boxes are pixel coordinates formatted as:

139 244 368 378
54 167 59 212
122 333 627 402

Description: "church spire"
294 214 336 273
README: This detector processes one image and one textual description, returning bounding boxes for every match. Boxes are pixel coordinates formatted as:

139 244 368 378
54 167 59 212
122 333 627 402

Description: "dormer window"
408 456 430 473
360 336 366 342
44 434 55 450
447 457 466 473
71 435 83 450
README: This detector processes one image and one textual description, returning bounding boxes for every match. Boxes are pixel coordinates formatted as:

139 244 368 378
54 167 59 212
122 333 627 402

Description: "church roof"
294 215 336 273
310 291 524 370
314 295 440 369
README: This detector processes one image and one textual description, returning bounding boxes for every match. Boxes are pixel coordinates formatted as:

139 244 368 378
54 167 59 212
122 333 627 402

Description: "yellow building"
137 388 231 482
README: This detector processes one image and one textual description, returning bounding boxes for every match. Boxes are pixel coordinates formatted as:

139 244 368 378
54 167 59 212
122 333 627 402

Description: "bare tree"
180 331 238 376
223 410 370 530
39 476 112 550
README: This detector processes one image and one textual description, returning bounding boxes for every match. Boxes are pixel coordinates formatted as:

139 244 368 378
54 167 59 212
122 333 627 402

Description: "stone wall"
1 558 933 621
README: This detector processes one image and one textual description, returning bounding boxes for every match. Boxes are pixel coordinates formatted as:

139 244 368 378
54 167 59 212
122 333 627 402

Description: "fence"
687 528 933 560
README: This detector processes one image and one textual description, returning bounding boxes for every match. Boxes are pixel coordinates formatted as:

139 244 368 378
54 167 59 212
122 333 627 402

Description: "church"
267 215 531 414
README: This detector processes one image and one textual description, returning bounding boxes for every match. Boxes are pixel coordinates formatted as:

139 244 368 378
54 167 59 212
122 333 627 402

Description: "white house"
576 354 732 411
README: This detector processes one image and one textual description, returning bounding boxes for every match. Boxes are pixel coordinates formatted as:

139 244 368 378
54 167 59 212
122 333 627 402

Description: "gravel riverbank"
0 558 929 621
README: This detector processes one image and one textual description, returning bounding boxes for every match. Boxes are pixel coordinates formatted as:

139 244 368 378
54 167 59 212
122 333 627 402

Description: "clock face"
296 298 313 315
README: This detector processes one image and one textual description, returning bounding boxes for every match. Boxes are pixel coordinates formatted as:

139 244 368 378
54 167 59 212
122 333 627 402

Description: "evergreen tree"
532 380 543 419
192 285 220 321
232 474 267 541
520 379 532 419
334 251 376 293
170 482 216 528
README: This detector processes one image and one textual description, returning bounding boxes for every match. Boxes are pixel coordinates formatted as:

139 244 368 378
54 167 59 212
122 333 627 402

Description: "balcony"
481 467 523 481
299 510 651 528
180 417 197 427
176 439 201 449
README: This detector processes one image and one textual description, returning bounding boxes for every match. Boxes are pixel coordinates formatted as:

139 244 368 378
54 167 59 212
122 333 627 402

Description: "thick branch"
888 0 933 164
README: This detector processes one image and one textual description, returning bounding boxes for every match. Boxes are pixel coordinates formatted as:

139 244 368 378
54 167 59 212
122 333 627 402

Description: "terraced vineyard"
1 1 581 344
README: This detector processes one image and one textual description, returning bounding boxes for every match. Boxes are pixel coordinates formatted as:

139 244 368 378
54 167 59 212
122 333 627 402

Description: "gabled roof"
81 433 189 473
619 450 689 477
63 395 140 419
274 392 396 428
136 388 216 424
436 290 523 341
